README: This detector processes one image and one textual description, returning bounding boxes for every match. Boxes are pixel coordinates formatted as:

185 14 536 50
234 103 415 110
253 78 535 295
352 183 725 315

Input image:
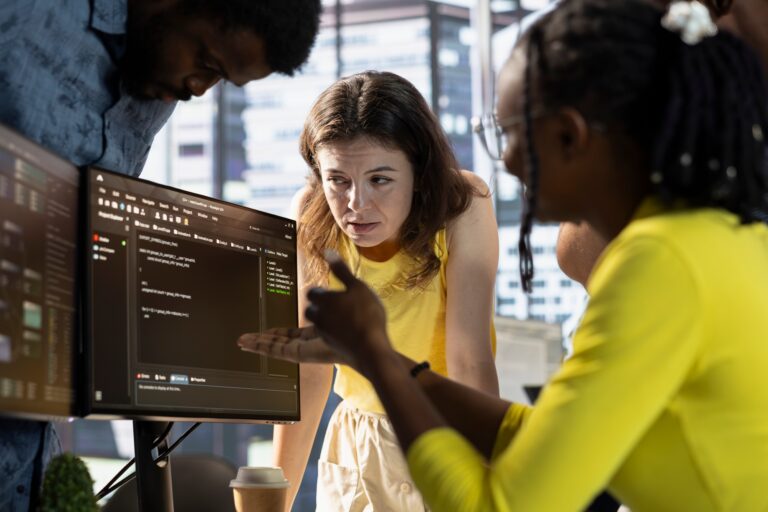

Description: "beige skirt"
316 400 428 512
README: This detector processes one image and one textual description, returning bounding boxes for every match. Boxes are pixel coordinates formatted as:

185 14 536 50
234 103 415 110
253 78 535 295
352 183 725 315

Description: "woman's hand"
238 325 348 365
238 251 393 374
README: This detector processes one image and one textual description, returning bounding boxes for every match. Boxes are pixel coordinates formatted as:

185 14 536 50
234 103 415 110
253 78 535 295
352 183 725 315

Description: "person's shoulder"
623 204 744 251
446 170 496 251
459 169 490 195
451 170 492 226
592 206 743 294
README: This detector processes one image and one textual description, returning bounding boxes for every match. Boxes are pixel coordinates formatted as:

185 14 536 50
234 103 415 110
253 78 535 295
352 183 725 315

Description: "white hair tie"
661 0 718 45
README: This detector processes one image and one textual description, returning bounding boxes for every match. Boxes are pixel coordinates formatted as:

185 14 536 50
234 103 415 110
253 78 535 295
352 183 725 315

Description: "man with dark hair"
0 0 321 175
0 0 321 509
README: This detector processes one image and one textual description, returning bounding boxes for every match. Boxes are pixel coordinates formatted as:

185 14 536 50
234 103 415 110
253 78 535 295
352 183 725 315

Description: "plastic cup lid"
230 466 289 489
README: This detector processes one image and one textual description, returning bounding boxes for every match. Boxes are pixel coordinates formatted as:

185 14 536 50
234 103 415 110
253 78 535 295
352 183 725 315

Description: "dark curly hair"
182 0 322 75
298 71 481 288
515 0 768 292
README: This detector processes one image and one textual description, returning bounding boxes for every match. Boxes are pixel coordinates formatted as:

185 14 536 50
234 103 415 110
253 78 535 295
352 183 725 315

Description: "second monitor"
83 168 299 423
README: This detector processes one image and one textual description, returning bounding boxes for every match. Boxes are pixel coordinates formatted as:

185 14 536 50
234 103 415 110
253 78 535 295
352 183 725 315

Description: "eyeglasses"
471 108 548 162
471 108 607 162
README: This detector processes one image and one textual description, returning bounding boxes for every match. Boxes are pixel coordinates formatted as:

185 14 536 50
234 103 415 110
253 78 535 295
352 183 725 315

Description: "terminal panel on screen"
87 169 299 421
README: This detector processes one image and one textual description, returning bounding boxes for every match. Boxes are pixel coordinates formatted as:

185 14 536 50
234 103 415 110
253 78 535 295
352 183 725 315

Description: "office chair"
102 453 237 512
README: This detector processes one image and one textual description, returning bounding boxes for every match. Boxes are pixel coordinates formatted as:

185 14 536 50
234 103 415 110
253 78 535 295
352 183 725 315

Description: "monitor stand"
133 420 174 512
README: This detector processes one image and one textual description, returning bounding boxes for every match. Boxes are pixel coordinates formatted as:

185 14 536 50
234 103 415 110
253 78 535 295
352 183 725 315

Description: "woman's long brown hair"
298 71 481 288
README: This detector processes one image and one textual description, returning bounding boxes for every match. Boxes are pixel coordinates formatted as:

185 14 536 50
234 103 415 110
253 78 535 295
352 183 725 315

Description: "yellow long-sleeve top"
407 198 768 512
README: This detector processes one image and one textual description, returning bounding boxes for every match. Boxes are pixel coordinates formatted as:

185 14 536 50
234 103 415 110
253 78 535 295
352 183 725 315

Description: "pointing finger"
323 249 359 288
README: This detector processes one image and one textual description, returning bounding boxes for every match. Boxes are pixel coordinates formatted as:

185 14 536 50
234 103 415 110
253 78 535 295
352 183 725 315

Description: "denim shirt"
0 420 58 512
0 1 175 510
0 0 176 176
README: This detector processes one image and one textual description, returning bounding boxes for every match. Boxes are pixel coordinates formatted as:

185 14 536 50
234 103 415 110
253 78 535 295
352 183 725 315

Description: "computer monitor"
83 168 300 423
0 124 80 420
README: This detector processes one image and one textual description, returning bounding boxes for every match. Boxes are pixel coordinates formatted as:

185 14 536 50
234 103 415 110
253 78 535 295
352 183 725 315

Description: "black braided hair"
518 28 543 294
516 0 768 292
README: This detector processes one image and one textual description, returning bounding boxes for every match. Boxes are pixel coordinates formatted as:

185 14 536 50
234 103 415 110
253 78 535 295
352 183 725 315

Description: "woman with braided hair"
239 0 768 510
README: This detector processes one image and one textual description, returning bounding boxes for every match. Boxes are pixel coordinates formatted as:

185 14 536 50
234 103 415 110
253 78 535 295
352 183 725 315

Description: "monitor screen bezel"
0 123 82 422
81 167 300 424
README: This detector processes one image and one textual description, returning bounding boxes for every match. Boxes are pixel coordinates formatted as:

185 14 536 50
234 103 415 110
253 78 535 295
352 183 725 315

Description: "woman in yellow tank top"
271 71 499 511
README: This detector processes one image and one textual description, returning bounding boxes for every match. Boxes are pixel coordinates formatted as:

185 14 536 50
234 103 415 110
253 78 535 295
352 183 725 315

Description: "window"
178 143 205 157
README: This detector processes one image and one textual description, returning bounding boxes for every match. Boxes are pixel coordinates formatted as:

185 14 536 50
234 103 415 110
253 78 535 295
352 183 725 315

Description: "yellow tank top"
330 230 495 413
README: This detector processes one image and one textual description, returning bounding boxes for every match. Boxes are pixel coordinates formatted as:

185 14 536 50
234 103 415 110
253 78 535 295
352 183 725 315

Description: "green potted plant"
38 453 99 511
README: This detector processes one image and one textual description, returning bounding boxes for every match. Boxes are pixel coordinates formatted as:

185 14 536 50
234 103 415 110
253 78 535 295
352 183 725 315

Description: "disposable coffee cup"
230 466 289 512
